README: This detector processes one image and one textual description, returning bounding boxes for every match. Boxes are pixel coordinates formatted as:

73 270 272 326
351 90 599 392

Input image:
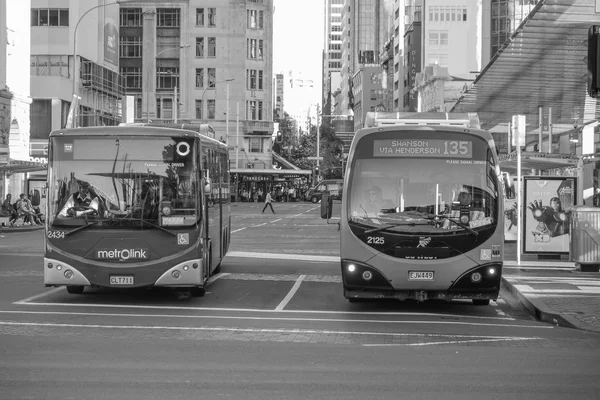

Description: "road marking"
275 274 306 311
207 272 230 284
15 287 64 303
271 218 282 223
0 320 548 338
0 310 534 327
226 251 339 262
231 227 247 233
362 337 542 347
12 301 521 321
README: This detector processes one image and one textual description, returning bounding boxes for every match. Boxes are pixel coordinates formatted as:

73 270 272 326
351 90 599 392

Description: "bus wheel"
66 285 84 294
472 299 490 306
190 287 206 297
311 196 319 203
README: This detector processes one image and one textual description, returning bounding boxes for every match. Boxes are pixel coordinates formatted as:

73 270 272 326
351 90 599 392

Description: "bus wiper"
364 222 431 235
117 217 177 237
64 220 100 237
424 214 479 237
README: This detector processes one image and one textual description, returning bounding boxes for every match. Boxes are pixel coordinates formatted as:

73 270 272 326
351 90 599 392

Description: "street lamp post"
72 0 125 127
145 44 190 122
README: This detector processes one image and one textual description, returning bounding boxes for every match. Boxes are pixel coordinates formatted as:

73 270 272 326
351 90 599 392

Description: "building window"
463 8 467 21
157 8 180 27
157 98 173 119
120 66 142 89
247 10 257 29
196 37 204 57
31 8 69 26
247 69 257 89
120 8 141 26
259 10 264 29
207 37 216 57
208 68 216 88
195 68 204 88
249 137 263 153
207 100 215 119
258 40 264 59
258 70 263 90
30 55 70 77
119 36 142 58
195 100 203 119
196 8 204 26
157 67 179 89
208 8 216 26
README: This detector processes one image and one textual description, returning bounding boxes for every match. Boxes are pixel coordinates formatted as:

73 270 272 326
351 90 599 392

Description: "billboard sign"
523 176 576 254
104 18 118 71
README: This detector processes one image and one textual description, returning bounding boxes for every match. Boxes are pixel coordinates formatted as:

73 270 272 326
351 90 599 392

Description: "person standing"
262 190 275 214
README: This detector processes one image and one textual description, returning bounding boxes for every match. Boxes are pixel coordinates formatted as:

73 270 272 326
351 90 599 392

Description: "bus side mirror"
321 193 333 219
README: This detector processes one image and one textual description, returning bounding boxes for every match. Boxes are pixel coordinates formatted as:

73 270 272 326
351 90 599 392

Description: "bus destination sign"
373 139 473 159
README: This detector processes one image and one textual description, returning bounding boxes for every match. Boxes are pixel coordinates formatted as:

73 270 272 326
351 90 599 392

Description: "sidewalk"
0 223 44 235
502 242 600 333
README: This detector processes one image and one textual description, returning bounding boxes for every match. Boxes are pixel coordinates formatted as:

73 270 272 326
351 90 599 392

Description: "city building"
0 0 35 204
322 0 343 115
118 0 274 177
403 0 422 111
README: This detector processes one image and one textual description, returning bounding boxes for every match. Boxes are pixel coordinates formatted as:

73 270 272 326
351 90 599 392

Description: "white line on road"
362 337 542 347
12 301 521 321
271 218 282 223
226 251 339 262
0 309 534 327
206 272 230 285
0 320 548 338
275 274 306 311
231 227 247 233
14 287 63 303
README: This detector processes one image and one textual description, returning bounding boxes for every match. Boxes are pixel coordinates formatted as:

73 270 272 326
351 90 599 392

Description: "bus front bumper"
44 258 205 288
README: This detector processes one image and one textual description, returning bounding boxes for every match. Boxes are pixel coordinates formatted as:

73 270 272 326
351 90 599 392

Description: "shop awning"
231 168 312 176
0 159 47 174
451 0 600 131
499 151 579 172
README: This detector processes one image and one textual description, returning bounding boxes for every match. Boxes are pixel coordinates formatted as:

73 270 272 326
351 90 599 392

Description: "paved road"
1 202 599 399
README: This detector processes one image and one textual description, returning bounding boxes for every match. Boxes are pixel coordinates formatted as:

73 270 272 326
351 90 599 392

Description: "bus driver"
58 181 106 218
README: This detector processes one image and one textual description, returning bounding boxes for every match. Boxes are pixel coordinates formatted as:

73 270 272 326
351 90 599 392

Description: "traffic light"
588 25 600 98
276 131 282 143
315 166 320 176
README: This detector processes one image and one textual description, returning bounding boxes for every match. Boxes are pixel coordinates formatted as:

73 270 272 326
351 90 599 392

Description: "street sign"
307 156 323 160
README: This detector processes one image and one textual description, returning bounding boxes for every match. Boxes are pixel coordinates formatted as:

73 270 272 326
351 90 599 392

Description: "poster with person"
523 176 576 254
502 173 518 241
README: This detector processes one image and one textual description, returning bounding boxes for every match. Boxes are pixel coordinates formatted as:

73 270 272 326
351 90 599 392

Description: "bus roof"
119 122 216 139
49 125 225 147
364 112 481 129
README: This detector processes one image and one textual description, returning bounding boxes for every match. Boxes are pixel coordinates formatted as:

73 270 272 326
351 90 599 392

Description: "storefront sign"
523 176 576 254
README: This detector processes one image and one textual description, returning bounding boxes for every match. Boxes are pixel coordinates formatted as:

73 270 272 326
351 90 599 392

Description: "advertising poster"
523 177 576 254
502 173 518 241
103 18 119 71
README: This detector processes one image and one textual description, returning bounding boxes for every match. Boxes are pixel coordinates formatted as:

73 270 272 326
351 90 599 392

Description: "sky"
273 0 325 107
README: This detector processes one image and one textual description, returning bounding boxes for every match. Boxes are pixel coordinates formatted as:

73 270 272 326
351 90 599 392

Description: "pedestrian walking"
262 190 276 214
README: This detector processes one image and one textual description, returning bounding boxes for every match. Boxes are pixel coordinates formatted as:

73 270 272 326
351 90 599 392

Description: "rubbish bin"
570 205 600 272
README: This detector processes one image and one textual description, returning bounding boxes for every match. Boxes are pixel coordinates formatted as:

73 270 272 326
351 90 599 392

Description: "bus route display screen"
373 139 473 159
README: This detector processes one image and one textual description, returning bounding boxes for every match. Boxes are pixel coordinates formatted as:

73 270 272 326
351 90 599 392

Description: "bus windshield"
348 138 498 234
48 136 199 228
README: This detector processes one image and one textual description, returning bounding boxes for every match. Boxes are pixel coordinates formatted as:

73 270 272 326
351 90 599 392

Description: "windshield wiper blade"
424 214 479 237
364 222 431 235
117 217 177 237
64 221 100 237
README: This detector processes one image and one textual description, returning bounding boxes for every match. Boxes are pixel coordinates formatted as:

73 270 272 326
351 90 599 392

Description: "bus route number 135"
443 141 469 156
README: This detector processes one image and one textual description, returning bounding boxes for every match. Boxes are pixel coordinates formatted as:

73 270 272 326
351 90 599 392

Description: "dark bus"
43 124 230 297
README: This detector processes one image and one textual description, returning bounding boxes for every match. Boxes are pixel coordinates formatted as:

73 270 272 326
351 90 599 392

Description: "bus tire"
472 299 490 306
190 287 206 297
66 285 84 294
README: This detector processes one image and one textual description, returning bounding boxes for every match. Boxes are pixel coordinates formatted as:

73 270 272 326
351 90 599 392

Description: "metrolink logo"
96 248 148 260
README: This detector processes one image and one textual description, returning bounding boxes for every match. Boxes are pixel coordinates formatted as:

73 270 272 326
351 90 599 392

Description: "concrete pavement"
502 242 600 333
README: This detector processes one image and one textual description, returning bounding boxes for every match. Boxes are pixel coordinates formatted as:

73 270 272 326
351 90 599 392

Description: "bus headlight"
362 271 373 281
172 270 181 279
488 267 496 276
348 264 356 273
64 270 74 279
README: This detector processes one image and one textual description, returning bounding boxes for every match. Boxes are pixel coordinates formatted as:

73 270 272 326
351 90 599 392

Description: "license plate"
408 271 434 280
110 275 134 285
